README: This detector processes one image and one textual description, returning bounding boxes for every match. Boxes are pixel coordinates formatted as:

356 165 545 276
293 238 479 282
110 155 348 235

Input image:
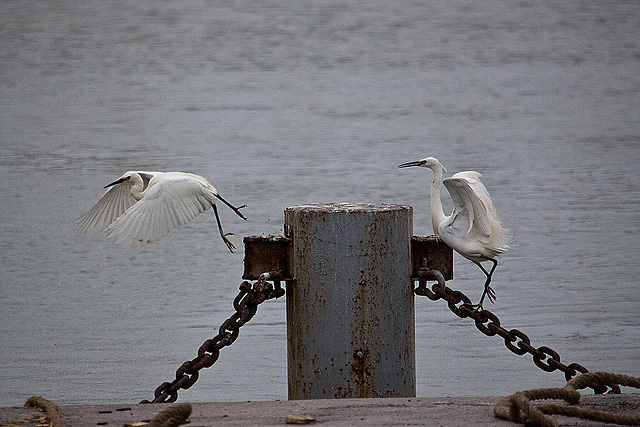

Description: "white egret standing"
398 157 510 308
76 171 247 252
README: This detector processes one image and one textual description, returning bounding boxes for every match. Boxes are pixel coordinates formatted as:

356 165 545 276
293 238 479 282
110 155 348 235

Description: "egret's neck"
429 166 447 237
130 174 146 200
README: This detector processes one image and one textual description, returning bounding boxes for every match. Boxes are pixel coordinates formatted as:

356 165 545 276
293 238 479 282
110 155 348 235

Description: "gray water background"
1 1 639 406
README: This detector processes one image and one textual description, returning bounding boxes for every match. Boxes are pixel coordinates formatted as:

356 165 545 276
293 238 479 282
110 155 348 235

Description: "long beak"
397 160 423 168
214 193 247 221
104 176 130 189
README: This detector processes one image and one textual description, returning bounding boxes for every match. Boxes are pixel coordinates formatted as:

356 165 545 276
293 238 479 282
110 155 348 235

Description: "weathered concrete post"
284 203 415 400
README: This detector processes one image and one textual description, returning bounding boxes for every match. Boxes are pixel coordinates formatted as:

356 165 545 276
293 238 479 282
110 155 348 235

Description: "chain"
414 268 621 395
142 266 619 402
141 272 285 404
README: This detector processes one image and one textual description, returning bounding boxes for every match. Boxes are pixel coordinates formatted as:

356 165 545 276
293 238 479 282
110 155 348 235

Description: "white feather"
76 171 246 251
398 156 511 306
75 180 137 233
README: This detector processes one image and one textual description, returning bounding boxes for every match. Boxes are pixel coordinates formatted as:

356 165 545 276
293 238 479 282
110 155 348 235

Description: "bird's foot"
486 286 497 304
464 285 497 312
463 302 484 312
221 232 236 253
234 205 248 221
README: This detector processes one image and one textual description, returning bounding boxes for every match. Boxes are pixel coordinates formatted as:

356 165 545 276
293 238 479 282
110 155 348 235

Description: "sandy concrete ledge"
1 394 639 426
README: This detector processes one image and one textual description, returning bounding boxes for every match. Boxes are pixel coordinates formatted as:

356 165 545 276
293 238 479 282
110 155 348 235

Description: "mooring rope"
145 402 192 427
23 396 192 427
24 396 65 427
494 372 640 426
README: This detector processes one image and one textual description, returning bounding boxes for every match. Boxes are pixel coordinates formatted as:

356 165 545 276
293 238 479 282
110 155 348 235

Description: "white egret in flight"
76 171 247 252
398 157 510 308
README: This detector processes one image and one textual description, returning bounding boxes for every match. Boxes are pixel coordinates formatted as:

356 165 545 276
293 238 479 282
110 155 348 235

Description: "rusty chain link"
414 268 621 395
141 272 285 404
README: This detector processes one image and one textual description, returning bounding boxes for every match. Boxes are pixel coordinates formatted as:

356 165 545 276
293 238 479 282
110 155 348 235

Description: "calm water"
1 0 639 406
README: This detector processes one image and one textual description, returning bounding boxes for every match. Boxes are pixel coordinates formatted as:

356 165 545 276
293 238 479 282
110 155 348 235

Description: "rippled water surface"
1 1 639 406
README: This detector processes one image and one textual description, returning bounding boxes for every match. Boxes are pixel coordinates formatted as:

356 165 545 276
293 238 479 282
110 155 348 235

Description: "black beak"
104 176 130 189
397 160 424 168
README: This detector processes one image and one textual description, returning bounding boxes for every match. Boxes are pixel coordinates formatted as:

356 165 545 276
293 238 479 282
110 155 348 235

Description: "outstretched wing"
443 172 492 237
75 181 137 233
104 174 214 247
456 171 501 222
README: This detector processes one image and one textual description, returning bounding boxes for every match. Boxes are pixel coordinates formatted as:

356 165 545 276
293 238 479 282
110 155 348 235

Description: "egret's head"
398 157 447 172
104 172 134 189
104 171 154 192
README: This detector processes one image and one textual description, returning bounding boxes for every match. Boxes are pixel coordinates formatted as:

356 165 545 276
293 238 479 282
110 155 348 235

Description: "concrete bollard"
284 203 415 400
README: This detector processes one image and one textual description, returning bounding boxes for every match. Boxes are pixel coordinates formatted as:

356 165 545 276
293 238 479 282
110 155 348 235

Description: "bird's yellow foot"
234 205 248 220
221 232 236 253
486 286 497 304
463 302 484 312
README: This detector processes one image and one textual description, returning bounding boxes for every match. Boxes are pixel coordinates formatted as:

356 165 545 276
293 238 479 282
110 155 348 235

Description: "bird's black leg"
214 193 247 221
475 259 498 308
213 204 235 253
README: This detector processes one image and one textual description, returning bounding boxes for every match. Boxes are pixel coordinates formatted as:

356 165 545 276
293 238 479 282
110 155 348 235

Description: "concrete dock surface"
2 394 639 426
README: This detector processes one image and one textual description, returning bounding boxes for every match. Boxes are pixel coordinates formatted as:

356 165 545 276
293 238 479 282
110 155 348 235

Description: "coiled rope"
24 396 64 427
145 402 192 427
494 372 640 426
23 396 191 427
